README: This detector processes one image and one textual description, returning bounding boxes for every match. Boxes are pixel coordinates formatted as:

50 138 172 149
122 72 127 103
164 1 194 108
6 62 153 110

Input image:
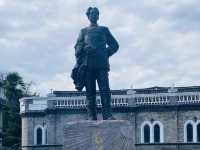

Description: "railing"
55 98 86 108
133 92 200 106
54 96 129 108
134 95 170 105
20 92 200 112
177 94 200 104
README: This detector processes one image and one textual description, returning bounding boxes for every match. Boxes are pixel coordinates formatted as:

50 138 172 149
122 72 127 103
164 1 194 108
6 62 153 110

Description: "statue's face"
88 9 99 23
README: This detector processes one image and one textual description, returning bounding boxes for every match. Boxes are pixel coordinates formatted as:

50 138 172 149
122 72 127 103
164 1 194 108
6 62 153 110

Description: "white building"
20 86 200 150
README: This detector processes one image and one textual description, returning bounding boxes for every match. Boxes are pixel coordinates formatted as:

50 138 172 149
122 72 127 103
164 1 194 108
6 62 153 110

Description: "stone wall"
178 110 200 142
21 107 200 150
136 144 177 150
135 110 178 143
179 144 200 150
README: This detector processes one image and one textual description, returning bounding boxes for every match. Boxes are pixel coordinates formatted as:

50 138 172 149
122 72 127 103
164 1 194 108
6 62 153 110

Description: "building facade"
20 86 200 150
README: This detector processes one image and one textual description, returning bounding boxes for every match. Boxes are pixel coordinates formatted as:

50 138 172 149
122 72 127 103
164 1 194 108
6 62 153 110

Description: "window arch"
184 120 195 143
144 124 150 143
141 121 152 143
187 124 193 142
34 125 47 145
153 121 164 143
197 123 200 142
36 128 42 145
154 124 160 143
141 121 164 143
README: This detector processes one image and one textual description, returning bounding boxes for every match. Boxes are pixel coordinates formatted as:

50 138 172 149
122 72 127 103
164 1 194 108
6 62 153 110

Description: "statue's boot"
100 90 115 120
86 96 97 120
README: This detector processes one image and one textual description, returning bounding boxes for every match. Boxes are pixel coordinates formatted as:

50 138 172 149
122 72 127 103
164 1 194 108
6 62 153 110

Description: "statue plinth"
64 120 134 150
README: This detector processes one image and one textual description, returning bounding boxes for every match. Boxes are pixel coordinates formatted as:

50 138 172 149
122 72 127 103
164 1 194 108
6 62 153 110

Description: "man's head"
86 7 99 24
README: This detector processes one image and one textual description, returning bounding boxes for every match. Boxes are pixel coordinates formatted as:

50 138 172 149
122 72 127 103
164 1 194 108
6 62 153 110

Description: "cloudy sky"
0 0 200 96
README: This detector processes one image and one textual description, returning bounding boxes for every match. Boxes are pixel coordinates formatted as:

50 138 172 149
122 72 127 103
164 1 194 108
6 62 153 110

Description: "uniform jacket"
71 25 119 91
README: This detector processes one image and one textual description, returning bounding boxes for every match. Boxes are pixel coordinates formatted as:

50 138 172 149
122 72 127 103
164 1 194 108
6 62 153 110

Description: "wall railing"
20 92 200 113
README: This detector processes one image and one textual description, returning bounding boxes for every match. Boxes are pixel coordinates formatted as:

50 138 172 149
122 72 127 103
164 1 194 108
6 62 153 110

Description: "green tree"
2 72 33 148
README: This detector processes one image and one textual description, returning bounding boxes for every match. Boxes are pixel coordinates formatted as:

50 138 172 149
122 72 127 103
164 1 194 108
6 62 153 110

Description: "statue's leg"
85 70 97 120
97 70 113 120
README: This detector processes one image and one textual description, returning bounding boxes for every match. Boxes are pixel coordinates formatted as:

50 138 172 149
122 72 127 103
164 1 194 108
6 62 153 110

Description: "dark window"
187 124 193 142
144 124 150 143
37 128 42 145
197 124 200 142
154 124 160 143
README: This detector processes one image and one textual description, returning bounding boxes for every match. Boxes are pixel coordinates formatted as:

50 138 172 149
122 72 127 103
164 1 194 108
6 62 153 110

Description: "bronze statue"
72 7 119 120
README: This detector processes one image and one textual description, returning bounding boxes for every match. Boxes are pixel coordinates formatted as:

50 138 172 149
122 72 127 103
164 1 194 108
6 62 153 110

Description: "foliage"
1 72 33 148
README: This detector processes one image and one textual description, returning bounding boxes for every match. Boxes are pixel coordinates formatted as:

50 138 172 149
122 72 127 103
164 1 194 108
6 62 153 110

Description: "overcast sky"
0 0 200 96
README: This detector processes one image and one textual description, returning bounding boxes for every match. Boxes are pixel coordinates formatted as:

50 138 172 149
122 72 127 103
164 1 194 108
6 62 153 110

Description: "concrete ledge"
135 144 200 150
21 144 63 150
136 143 200 145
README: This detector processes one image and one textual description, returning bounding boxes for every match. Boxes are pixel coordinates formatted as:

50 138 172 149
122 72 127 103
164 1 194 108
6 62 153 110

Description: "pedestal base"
64 120 134 150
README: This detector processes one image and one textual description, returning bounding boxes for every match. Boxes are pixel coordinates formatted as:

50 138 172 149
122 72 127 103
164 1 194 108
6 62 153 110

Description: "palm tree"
2 72 26 148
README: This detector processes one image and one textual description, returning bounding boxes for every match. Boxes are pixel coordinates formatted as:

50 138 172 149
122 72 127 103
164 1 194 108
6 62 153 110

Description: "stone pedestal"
64 120 134 150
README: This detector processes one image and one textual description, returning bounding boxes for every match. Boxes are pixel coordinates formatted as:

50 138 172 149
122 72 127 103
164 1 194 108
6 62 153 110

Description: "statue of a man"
73 7 119 120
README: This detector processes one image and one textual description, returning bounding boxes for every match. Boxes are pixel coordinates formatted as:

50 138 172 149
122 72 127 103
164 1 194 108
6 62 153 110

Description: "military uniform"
74 24 119 120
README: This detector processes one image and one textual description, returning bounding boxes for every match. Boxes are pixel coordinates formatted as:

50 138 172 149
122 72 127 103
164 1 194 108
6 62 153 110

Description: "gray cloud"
0 0 200 95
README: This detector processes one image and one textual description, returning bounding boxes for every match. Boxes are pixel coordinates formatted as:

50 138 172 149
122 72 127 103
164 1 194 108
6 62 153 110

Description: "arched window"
141 121 164 143
197 123 200 142
34 125 47 145
36 128 42 145
186 123 193 142
154 124 160 143
144 124 150 143
153 121 164 143
141 122 151 143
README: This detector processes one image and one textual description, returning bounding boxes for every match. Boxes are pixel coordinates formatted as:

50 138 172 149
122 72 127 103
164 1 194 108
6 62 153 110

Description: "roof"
53 89 128 97
53 86 200 97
